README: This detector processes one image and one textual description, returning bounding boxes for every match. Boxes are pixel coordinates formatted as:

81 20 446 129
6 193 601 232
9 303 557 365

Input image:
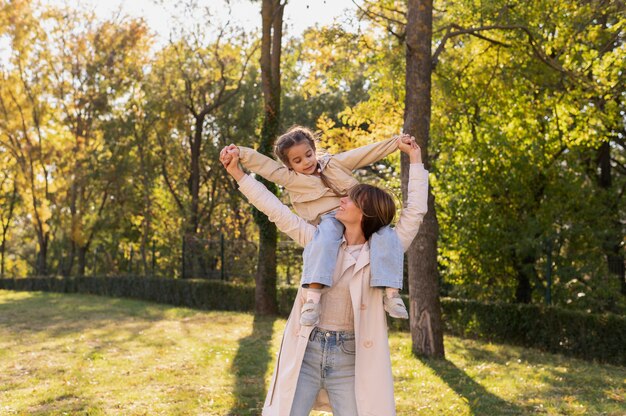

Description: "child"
220 126 411 325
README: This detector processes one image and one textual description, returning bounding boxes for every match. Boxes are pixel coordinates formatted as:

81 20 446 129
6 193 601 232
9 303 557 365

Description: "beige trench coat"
237 164 429 416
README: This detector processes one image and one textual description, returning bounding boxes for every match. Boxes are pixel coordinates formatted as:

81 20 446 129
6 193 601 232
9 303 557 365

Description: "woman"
220 137 428 416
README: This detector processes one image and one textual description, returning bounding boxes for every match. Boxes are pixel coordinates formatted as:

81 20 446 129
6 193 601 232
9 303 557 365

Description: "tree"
147 16 257 278
348 0 626 321
0 157 18 277
402 0 445 357
281 26 371 130
0 0 55 275
252 0 286 314
351 0 444 357
46 8 152 276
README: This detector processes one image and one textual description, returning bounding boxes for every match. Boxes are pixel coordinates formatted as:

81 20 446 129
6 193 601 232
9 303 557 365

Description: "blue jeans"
289 328 358 416
301 212 404 289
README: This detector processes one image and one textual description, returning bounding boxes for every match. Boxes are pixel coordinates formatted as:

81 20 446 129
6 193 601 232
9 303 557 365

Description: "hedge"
439 299 626 367
0 276 258 312
1 277 624 366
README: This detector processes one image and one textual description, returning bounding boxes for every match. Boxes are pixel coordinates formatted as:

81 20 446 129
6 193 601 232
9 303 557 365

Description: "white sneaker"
383 295 408 319
300 300 320 326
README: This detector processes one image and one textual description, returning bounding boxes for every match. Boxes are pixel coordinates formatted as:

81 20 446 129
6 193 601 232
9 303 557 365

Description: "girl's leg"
300 213 344 326
301 213 344 287
369 225 403 288
370 226 408 319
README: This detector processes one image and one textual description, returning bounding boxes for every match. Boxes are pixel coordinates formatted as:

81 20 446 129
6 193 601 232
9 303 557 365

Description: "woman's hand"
220 147 245 181
396 134 414 153
397 134 422 164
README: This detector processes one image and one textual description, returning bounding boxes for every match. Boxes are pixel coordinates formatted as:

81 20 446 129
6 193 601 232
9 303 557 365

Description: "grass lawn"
0 290 624 415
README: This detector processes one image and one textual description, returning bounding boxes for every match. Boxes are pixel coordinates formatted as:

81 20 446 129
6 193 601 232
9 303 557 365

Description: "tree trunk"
190 118 203 236
593 15 625 296
597 139 626 296
252 0 285 315
138 133 153 276
1 182 18 278
77 245 88 277
36 234 48 276
514 254 535 303
182 117 204 279
0 240 5 278
403 0 445 358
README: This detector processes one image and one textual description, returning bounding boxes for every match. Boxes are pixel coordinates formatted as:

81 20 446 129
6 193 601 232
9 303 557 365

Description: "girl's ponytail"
319 169 344 197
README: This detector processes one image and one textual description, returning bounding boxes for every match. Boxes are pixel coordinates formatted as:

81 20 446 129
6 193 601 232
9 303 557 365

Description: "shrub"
0 276 256 312
439 298 626 366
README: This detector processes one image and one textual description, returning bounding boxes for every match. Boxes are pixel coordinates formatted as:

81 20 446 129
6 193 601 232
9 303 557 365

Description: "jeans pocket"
339 339 356 355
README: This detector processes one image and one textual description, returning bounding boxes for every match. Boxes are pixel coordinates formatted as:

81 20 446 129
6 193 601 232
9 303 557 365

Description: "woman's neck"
343 225 366 246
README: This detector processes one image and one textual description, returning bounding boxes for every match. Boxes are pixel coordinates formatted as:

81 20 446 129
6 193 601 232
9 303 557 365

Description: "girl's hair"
274 125 342 195
274 125 318 165
348 184 396 240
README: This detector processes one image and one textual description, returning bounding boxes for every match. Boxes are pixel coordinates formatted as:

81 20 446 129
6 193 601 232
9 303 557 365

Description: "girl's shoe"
300 300 320 326
383 295 409 319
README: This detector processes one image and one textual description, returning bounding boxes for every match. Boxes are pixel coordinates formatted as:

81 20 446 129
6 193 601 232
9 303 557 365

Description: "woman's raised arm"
394 140 429 251
221 150 316 247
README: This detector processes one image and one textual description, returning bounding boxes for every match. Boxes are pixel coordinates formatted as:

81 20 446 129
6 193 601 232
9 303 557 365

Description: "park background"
0 0 625 415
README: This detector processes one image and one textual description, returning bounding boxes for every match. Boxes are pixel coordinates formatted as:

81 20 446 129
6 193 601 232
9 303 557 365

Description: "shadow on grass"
227 314 277 416
26 393 103 416
457 341 626 413
0 290 178 355
419 356 529 415
0 291 169 330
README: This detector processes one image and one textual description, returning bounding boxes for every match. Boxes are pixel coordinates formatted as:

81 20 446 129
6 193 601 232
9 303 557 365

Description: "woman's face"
336 196 363 226
286 142 318 175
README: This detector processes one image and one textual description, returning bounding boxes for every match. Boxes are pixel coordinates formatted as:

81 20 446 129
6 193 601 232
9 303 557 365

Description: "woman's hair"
274 125 342 195
348 184 396 240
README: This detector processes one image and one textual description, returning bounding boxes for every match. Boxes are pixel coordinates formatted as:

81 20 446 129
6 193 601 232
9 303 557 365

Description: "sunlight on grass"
0 290 624 415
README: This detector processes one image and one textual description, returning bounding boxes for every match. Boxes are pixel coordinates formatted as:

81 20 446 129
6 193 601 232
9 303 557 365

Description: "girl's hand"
220 149 245 181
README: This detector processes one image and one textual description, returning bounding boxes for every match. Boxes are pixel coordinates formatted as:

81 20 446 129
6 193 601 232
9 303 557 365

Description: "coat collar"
339 237 371 276
353 241 371 274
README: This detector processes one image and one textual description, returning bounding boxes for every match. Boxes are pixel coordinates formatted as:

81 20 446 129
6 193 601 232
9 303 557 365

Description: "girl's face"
336 196 363 226
286 142 318 175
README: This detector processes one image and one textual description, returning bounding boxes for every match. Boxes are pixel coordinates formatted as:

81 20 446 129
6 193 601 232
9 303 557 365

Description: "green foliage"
420 0 626 309
281 26 372 130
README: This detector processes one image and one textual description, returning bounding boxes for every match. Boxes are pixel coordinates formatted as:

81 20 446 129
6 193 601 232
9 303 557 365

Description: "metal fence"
182 235 257 280
85 235 294 285
87 236 304 284
183 236 304 283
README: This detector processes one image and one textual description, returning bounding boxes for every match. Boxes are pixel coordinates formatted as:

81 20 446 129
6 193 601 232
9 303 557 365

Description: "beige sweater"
238 136 399 222
317 242 363 332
